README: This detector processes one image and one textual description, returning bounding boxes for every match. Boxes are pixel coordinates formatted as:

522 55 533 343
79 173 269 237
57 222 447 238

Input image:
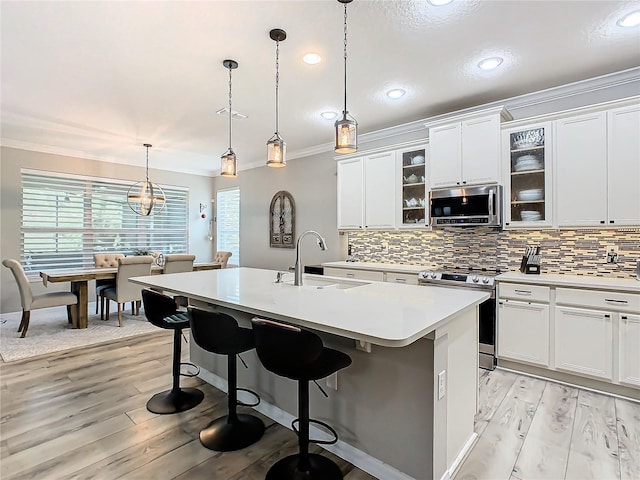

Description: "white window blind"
216 187 240 266
21 169 189 272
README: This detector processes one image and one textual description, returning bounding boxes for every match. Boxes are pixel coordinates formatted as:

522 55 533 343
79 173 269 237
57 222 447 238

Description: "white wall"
0 146 215 313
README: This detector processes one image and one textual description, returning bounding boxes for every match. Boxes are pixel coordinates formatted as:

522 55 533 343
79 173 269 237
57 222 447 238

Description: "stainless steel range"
418 267 500 370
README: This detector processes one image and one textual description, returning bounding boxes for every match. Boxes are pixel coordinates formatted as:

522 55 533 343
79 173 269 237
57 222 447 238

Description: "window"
21 169 188 272
216 187 240 266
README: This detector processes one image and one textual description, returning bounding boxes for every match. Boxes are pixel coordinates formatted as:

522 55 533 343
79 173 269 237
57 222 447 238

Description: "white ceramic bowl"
518 189 543 201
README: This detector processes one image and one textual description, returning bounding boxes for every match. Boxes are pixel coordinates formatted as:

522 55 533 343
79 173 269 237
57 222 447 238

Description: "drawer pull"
622 316 628 320
346 273 355 278
395 278 406 283
604 298 628 304
514 289 532 295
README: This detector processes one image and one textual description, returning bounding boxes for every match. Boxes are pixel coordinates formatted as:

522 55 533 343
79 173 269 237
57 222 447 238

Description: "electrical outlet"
438 370 446 400
381 241 389 253
605 245 619 264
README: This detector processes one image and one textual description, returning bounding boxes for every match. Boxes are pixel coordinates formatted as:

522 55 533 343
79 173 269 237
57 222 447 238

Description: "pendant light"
266 29 287 168
127 143 166 216
335 0 357 154
221 59 239 177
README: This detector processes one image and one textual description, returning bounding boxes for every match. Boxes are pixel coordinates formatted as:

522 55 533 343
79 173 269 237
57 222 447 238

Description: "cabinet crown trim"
424 105 512 129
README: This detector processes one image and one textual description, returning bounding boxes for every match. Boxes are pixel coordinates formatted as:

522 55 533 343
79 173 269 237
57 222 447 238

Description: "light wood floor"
1 332 638 480
454 368 640 480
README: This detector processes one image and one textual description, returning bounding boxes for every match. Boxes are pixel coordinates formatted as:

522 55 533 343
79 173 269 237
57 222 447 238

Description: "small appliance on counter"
346 244 356 262
303 265 324 275
520 245 541 274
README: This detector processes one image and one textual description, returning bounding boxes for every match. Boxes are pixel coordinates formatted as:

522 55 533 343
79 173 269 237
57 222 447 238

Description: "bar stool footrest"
291 418 339 445
179 362 200 378
236 387 261 407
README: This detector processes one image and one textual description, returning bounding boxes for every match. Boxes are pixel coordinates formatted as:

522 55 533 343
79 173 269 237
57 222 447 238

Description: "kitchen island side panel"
190 303 477 480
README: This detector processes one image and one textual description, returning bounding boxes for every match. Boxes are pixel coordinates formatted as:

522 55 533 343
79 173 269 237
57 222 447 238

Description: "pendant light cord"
145 145 150 183
228 66 233 150
275 38 280 135
343 2 348 114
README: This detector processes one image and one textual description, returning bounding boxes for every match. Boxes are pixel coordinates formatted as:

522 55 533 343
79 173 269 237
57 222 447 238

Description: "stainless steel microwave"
430 185 502 227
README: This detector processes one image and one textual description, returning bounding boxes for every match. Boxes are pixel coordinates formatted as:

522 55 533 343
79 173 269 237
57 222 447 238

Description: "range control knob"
472 276 479 283
482 278 490 284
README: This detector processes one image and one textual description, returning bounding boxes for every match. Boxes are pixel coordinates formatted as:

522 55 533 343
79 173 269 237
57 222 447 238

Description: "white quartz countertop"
496 272 640 293
322 261 429 274
131 267 488 347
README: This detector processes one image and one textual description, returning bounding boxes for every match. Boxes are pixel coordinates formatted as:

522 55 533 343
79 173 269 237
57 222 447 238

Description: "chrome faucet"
294 230 327 286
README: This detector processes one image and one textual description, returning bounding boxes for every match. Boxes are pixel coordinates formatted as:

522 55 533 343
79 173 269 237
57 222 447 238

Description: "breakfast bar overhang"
130 268 489 480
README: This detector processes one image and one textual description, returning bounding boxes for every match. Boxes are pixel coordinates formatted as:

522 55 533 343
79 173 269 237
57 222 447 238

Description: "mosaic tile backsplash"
347 228 640 279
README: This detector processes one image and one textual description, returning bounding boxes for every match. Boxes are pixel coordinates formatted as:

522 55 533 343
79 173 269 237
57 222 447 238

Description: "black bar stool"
251 317 352 480
188 307 265 451
141 289 204 414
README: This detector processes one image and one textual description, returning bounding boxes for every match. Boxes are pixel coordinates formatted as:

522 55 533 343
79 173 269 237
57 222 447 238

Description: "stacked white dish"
514 154 542 171
518 188 543 201
520 210 542 221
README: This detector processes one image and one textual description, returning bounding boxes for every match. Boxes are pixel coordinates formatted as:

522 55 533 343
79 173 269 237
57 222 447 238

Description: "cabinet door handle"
514 289 532 295
605 298 628 304
604 314 611 318
609 220 615 224
622 315 628 320
600 220 605 224
346 273 355 278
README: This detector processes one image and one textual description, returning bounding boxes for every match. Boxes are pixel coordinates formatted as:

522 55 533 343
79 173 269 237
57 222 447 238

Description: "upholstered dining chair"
163 254 195 274
214 251 232 269
102 256 153 327
2 258 78 338
93 253 124 317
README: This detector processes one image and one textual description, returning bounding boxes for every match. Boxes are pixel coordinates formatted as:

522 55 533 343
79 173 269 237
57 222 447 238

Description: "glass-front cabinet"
502 122 552 228
399 146 428 228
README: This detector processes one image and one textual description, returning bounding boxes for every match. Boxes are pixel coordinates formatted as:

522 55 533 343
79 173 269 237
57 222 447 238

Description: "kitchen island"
130 267 489 480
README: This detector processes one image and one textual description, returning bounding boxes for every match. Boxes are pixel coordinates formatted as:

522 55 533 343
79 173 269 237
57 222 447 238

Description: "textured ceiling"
2 0 639 176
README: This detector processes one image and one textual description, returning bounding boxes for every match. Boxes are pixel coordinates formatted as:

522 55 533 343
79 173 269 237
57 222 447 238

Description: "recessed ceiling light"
428 0 453 5
617 10 640 27
321 111 338 120
386 88 406 99
303 53 322 65
477 57 504 71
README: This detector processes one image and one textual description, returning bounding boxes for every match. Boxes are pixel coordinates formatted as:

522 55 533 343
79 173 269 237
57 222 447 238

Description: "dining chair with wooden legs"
102 256 153 327
93 252 124 318
2 259 78 337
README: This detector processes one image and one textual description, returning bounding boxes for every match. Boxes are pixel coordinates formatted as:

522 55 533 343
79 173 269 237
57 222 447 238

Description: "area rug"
0 303 160 363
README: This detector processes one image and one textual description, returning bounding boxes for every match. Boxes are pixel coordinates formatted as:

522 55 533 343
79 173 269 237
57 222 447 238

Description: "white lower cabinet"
385 272 419 285
498 300 549 366
554 306 613 381
619 313 640 387
323 267 384 282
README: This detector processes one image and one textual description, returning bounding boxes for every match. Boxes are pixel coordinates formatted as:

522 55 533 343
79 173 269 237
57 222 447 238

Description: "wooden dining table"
39 262 221 329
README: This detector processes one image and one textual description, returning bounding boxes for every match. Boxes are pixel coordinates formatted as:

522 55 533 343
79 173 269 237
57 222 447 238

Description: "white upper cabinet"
608 104 640 225
427 106 511 189
555 112 608 227
555 101 640 227
364 151 397 229
336 151 398 230
337 157 364 230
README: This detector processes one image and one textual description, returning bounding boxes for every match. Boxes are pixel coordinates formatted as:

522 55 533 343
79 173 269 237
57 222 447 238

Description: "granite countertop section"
130 267 488 347
322 261 430 274
496 272 640 294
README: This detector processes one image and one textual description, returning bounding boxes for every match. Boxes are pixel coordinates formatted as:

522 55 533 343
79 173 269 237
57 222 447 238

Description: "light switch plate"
438 370 446 400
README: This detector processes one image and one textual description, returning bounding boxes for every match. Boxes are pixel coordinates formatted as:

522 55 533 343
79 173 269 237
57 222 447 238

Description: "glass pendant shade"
127 144 166 216
220 148 237 177
266 134 286 167
335 113 357 154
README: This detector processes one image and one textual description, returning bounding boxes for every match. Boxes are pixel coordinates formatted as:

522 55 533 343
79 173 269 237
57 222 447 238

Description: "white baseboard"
198 368 416 480
444 432 478 480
